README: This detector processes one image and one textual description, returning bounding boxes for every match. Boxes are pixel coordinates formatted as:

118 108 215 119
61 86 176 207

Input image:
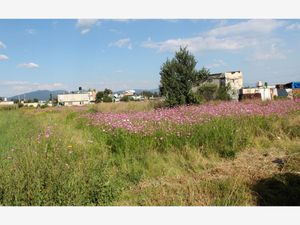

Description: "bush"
40 105 48 109
194 83 232 102
120 96 131 102
103 96 113 103
216 84 231 101
196 83 218 101
159 47 209 107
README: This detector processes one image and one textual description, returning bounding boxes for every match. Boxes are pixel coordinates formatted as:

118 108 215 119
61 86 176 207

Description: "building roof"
276 81 300 89
210 71 241 77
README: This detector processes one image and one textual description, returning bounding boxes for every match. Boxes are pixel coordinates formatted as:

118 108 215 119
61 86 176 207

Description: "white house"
192 71 244 101
123 90 135 96
57 91 96 106
0 98 14 105
240 81 278 101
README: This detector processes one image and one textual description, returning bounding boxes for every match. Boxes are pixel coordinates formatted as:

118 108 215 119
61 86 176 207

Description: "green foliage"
159 46 209 107
141 91 153 99
96 91 104 103
40 104 48 109
216 84 232 101
104 88 112 96
120 96 131 102
194 83 232 102
103 95 113 103
52 97 58 106
96 89 113 103
195 67 210 85
197 83 218 101
12 99 19 104
0 108 299 206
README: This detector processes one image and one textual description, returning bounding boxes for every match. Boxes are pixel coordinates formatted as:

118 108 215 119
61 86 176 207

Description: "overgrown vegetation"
159 47 209 107
0 102 299 206
96 88 113 103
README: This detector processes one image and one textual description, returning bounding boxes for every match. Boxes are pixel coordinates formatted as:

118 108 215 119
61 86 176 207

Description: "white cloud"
0 41 6 49
141 20 287 61
18 62 39 69
251 43 287 60
109 38 132 49
0 54 9 61
76 19 100 34
80 29 90 34
142 20 284 53
25 29 36 35
207 59 227 69
286 23 300 30
207 19 284 37
142 36 248 52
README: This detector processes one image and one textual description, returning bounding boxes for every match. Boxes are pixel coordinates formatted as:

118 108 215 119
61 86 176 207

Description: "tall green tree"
95 91 104 103
104 88 112 95
159 46 208 107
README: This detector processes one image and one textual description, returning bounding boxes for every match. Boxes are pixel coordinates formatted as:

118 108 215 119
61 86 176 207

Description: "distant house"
276 81 300 89
240 81 278 101
275 81 300 99
123 90 135 96
22 102 39 107
192 71 244 101
57 90 96 106
0 98 14 106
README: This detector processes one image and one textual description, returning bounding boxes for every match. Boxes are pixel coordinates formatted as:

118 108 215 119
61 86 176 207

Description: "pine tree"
159 46 208 106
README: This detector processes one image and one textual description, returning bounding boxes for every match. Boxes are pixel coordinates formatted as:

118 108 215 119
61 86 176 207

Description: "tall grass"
0 104 299 205
0 105 18 110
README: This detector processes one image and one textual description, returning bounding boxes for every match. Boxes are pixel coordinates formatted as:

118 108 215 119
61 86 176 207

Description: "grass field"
0 100 299 206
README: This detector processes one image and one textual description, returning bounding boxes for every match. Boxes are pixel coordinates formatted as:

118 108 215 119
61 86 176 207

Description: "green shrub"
216 84 231 101
196 83 218 101
120 96 132 102
103 96 113 103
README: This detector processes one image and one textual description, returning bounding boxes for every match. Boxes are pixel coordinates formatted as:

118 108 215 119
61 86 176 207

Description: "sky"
0 19 300 97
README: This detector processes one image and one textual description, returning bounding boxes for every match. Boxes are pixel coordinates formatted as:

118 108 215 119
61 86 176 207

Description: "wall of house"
224 71 243 90
224 71 243 101
64 100 90 106
58 93 90 103
0 101 14 105
241 87 277 101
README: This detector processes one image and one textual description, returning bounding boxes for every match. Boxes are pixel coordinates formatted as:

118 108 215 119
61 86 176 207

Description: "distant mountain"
9 90 66 101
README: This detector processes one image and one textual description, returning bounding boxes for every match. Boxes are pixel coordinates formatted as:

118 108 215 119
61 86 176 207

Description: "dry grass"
117 140 300 206
0 104 18 110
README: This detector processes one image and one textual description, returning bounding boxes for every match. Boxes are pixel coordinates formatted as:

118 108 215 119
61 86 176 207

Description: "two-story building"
192 71 244 101
57 90 96 106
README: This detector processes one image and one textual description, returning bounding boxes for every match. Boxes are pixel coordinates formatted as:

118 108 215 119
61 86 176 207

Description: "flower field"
0 100 299 206
84 100 300 134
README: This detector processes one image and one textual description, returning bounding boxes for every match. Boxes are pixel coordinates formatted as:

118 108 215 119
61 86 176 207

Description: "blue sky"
0 19 300 97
